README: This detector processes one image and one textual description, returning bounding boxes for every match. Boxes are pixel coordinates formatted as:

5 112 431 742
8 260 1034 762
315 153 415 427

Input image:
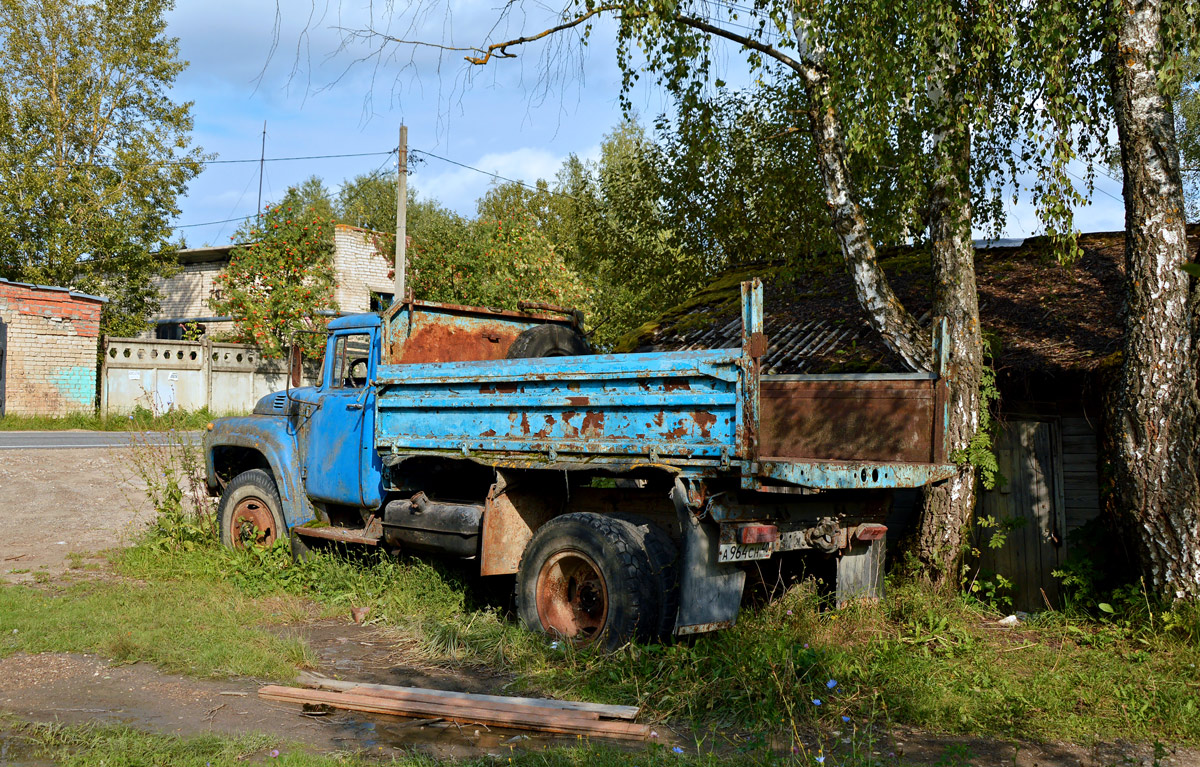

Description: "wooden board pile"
259 672 651 742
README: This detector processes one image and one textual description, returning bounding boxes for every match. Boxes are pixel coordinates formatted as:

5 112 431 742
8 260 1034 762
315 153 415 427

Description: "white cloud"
411 146 573 214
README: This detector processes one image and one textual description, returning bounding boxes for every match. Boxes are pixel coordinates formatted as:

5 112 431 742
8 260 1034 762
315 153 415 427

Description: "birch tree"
1104 0 1200 598
328 0 1107 583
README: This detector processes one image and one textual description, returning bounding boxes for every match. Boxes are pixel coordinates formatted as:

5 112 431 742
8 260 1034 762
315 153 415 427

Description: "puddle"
0 729 55 767
330 712 584 760
0 651 654 761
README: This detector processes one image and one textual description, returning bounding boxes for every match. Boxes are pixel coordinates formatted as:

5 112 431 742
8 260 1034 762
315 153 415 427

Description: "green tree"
348 0 1117 583
336 170 398 234
291 175 336 221
1178 52 1199 219
209 189 336 358
0 0 204 336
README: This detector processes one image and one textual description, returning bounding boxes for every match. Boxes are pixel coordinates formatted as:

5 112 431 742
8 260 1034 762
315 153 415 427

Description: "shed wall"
0 280 103 416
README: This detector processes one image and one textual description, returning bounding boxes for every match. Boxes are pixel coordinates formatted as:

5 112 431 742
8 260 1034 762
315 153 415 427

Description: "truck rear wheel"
516 513 658 650
610 514 680 639
506 324 590 358
218 469 286 551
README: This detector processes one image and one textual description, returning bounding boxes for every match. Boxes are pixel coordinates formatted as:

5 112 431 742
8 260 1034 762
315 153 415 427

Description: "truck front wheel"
516 513 659 650
218 469 286 550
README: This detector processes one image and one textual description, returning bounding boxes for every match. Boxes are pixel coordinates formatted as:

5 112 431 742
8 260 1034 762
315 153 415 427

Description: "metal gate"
0 317 7 416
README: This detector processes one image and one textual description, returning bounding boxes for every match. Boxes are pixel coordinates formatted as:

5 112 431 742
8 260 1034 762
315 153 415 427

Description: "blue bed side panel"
375 349 743 460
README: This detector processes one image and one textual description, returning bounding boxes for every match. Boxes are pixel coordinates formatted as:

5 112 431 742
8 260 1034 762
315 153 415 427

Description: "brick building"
150 225 394 339
0 278 106 416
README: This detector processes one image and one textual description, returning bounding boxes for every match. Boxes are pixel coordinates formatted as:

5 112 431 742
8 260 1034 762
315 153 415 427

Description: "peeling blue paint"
49 364 96 407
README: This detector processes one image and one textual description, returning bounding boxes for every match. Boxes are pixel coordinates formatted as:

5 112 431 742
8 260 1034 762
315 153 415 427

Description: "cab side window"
329 333 372 389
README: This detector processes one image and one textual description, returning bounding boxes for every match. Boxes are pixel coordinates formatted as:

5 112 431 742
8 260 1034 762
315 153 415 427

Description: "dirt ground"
0 448 152 582
1 446 1198 765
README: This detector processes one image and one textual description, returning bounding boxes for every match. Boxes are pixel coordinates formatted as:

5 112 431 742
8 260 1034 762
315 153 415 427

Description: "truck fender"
206 417 314 529
670 478 745 635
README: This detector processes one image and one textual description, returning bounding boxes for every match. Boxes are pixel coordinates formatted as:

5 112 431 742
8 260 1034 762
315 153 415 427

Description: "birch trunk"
799 65 932 371
1107 0 1200 599
914 119 982 584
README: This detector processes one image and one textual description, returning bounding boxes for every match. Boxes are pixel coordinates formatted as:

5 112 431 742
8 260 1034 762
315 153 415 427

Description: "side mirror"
288 345 303 388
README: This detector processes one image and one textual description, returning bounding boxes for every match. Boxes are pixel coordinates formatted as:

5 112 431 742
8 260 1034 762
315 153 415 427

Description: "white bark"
1108 0 1200 599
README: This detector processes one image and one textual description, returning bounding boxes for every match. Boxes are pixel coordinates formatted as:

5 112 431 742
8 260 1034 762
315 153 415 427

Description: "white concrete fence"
100 337 318 415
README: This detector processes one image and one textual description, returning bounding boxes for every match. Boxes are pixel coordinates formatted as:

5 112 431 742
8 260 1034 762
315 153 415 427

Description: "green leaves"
209 190 337 358
0 0 204 335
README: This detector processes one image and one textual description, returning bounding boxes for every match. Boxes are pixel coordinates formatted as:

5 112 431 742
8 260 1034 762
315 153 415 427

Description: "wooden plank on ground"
295 671 639 720
343 685 601 721
259 685 651 741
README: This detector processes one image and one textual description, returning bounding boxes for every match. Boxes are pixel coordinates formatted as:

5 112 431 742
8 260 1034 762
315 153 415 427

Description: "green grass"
0 406 225 432
0 575 313 679
3 719 863 767
103 532 1200 747
5 471 1198 750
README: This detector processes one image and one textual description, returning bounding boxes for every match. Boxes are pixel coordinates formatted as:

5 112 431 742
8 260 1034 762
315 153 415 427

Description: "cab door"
305 329 382 507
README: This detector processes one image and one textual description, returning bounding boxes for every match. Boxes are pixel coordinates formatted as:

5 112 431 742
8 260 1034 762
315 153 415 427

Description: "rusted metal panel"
479 481 558 576
759 377 937 463
758 459 958 489
738 279 764 463
384 298 578 364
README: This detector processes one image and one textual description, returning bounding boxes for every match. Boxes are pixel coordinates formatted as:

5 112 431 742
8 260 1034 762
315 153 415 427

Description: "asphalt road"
0 430 203 449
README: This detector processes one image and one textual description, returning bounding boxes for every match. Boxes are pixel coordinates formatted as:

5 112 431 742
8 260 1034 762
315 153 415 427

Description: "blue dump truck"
204 280 956 647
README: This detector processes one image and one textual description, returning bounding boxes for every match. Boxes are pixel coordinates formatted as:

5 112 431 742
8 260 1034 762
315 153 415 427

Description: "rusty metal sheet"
759 378 936 463
375 349 743 462
384 300 577 364
479 483 558 576
758 459 958 489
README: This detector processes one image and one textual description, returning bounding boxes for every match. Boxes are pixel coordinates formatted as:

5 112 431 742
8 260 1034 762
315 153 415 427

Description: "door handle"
347 403 364 411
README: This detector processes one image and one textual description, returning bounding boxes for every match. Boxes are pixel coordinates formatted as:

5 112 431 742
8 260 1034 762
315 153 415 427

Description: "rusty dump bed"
381 297 578 364
373 281 958 492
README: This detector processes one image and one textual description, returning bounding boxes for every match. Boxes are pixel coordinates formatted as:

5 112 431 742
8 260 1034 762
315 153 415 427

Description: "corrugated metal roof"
0 277 108 303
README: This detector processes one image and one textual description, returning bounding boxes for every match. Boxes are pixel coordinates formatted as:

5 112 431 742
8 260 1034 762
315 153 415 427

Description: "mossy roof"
615 225 1200 380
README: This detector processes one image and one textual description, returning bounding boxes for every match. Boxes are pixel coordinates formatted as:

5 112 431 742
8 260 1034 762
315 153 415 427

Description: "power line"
176 145 572 231
26 149 396 172
1063 166 1123 204
410 148 569 198
176 214 255 229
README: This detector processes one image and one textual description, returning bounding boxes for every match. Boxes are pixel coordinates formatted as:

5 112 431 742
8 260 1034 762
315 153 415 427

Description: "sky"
165 0 1128 248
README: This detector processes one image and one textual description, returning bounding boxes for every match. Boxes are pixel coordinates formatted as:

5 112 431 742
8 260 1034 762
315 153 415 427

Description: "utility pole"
394 124 408 301
256 120 266 217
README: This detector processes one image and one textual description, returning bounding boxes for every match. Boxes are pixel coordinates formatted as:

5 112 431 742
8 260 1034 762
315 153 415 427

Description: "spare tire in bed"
506 324 591 358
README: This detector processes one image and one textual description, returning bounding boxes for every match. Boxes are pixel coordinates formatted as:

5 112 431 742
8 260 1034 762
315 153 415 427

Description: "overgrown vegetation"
3 436 1198 752
0 405 219 431
210 189 337 358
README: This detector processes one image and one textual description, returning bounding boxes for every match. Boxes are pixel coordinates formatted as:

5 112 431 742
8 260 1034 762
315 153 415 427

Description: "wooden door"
978 420 1066 611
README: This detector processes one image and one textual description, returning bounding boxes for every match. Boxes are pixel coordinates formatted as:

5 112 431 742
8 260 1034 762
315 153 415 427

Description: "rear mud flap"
672 482 745 635
836 538 885 607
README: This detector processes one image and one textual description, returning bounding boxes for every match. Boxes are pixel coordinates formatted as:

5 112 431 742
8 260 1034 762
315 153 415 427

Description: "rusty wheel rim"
534 550 609 643
230 497 276 549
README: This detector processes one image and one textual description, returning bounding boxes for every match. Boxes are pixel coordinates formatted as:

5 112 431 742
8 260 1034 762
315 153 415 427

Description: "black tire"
218 469 287 551
516 512 659 650
506 324 591 359
610 514 680 640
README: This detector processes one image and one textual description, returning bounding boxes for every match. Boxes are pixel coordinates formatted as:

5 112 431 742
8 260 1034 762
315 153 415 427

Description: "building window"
156 323 183 340
370 291 394 312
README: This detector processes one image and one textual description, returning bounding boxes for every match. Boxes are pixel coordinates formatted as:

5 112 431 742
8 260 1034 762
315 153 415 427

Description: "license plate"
717 542 773 563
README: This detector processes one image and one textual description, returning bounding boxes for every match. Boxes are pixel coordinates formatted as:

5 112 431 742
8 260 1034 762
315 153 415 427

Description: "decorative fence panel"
101 338 319 415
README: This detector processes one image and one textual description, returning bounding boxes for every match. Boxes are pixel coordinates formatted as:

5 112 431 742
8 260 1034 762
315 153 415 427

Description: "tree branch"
465 6 624 65
454 2 930 368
